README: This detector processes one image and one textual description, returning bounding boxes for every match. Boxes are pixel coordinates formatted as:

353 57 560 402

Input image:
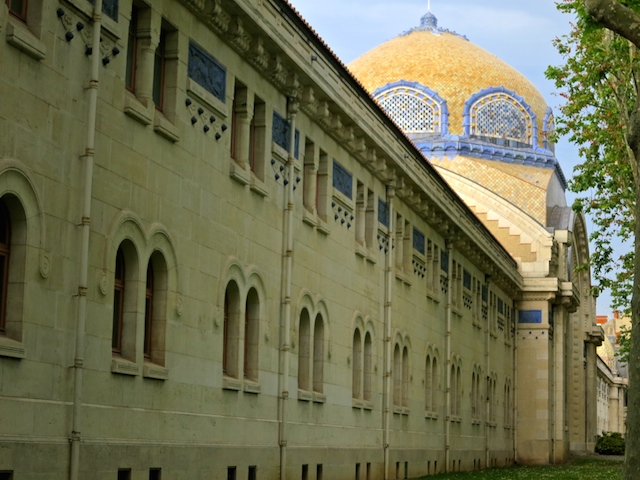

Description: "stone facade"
0 1 600 480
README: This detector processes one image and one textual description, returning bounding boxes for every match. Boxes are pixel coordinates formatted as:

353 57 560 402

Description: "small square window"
149 468 161 480
0 472 14 480
117 469 131 480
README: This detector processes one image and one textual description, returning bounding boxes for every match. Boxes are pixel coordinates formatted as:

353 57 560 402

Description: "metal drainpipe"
382 186 395 480
513 306 518 464
484 276 491 468
70 1 102 480
279 97 298 480
444 241 453 472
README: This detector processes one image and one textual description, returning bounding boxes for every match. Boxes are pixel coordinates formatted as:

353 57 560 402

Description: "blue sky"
288 0 616 315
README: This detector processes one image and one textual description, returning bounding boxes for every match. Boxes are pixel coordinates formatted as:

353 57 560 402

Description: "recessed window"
125 6 138 92
248 466 256 480
0 200 10 336
112 248 125 353
6 0 27 22
301 465 308 480
223 281 241 378
227 466 236 480
0 471 13 480
149 468 161 480
117 469 131 480
153 28 168 110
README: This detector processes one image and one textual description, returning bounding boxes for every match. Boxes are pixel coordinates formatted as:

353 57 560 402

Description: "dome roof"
348 26 549 144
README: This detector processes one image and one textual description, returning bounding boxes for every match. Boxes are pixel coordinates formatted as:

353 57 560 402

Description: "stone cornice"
177 0 522 294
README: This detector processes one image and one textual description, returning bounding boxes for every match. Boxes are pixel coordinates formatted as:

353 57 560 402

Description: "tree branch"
584 0 640 47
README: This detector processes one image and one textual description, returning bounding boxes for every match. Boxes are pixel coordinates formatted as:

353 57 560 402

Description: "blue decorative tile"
518 310 542 324
90 0 118 20
332 160 352 199
440 250 449 272
378 199 389 227
463 269 471 290
413 227 425 255
188 42 226 102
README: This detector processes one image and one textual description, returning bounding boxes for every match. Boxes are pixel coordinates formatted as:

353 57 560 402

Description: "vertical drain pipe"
70 2 102 480
484 276 491 468
279 97 298 480
382 186 395 480
444 241 453 472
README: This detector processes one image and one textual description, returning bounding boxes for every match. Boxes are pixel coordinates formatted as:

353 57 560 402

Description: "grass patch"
418 458 623 480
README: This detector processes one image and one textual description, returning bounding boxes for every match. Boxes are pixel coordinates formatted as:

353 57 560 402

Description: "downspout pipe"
70 1 102 480
279 97 298 480
444 241 453 472
484 276 491 468
382 186 395 480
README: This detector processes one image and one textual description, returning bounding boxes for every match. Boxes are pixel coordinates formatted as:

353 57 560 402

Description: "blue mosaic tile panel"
518 310 542 324
332 160 352 199
413 227 425 255
378 199 389 227
272 111 289 151
377 89 436 133
188 42 226 102
440 250 449 272
463 269 471 290
90 0 118 20
474 97 528 143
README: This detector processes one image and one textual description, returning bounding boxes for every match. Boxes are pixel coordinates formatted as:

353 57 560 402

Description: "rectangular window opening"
301 464 309 480
248 466 257 480
316 464 323 480
227 466 237 480
117 469 131 480
355 463 360 480
0 472 14 480
149 468 161 480
7 0 27 22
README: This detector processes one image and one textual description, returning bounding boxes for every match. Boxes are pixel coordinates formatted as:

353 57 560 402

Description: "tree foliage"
546 0 636 313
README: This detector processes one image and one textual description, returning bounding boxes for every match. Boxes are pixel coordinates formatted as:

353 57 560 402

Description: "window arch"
313 313 324 393
464 87 536 147
112 241 139 361
298 308 311 391
393 343 402 406
223 281 241 378
373 80 448 135
402 346 409 407
352 329 362 399
0 199 9 336
143 251 168 367
363 332 372 402
244 287 260 382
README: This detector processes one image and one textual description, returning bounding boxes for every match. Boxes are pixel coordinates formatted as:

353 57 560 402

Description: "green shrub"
595 431 625 455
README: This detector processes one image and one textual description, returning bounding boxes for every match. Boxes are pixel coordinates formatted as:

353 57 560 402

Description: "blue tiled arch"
372 80 450 136
462 86 538 147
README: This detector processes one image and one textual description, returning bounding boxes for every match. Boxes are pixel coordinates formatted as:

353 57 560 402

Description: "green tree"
548 1 640 478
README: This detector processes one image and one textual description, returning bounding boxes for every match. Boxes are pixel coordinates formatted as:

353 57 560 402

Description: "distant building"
0 1 603 478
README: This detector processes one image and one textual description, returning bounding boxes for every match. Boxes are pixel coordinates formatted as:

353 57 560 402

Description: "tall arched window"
145 252 168 367
112 248 126 354
244 287 260 382
352 329 362 399
432 357 439 411
425 355 432 411
0 199 11 335
402 346 409 407
313 314 324 393
143 262 154 359
223 281 241 378
298 309 311 391
393 344 401 406
363 332 372 402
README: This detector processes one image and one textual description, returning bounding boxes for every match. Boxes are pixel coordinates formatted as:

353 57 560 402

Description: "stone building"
0 1 601 479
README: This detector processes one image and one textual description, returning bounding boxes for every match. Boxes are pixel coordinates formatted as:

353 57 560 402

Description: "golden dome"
348 29 549 144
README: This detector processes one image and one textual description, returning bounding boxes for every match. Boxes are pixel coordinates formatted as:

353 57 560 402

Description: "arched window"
313 314 324 393
466 89 535 147
363 332 372 402
244 287 260 382
402 346 409 407
373 81 446 135
143 262 154 359
450 364 457 416
393 344 401 406
432 357 439 411
352 329 362 399
112 241 139 361
456 365 462 417
223 281 241 378
425 355 432 411
298 308 311 391
112 248 126 355
0 199 11 335
145 252 168 366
